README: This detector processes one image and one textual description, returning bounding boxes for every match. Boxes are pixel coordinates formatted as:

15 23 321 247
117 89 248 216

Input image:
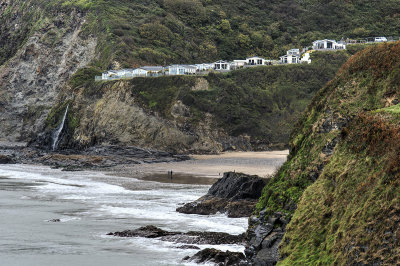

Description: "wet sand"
108 151 289 185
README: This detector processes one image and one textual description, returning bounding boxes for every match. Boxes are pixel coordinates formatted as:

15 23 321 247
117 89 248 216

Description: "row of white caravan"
100 56 285 80
99 39 352 80
101 64 212 80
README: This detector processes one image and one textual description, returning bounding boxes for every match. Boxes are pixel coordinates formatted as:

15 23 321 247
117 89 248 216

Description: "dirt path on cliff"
108 151 289 185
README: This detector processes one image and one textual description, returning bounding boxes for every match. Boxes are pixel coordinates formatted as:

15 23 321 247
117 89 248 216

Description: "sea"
0 164 247 266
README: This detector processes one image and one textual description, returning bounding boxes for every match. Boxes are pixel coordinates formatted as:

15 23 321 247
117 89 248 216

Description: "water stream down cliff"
52 105 68 151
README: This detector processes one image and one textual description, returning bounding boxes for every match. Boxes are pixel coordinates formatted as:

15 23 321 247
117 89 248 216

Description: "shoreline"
0 142 288 185
106 150 289 185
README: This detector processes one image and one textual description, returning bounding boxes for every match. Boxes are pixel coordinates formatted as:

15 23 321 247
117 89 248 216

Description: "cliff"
247 42 400 264
0 1 96 141
32 52 348 153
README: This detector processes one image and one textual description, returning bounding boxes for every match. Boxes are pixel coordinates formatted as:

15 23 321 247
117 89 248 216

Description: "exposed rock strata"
0 9 97 141
177 172 267 218
0 143 188 169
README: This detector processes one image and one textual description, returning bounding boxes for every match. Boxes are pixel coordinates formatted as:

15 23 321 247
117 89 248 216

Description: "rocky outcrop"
0 143 189 170
183 248 247 266
177 172 267 218
0 7 97 142
108 225 245 246
109 225 247 265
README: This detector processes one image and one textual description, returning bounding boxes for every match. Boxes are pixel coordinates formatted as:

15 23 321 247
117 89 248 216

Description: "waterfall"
52 105 69 151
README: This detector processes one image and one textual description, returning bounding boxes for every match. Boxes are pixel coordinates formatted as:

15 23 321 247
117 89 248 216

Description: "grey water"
0 164 247 266
52 105 68 151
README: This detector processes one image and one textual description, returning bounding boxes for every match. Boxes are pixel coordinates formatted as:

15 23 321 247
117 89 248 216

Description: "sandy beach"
108 151 289 185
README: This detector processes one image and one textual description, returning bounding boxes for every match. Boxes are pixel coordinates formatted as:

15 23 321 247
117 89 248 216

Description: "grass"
279 113 400 264
375 104 400 114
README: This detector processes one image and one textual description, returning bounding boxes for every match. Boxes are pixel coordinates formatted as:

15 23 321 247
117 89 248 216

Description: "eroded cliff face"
0 8 96 141
38 78 252 154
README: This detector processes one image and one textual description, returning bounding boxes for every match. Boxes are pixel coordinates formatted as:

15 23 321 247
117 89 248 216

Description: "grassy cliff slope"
280 111 400 264
252 42 400 264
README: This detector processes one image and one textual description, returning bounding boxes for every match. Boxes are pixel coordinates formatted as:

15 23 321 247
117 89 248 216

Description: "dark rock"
176 245 200 250
107 225 174 238
183 248 247 266
208 172 266 200
0 144 189 170
182 231 245 245
319 114 350 134
245 211 288 265
48 219 61 222
177 172 267 217
108 225 245 246
322 137 338 155
0 154 14 164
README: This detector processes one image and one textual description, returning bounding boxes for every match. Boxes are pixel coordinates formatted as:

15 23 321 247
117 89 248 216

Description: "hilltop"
247 42 400 264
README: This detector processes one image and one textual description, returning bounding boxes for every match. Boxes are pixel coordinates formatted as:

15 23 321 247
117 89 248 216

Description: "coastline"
0 142 288 185
106 150 289 185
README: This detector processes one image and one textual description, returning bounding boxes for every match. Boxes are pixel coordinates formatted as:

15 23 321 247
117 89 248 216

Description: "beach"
108 150 289 185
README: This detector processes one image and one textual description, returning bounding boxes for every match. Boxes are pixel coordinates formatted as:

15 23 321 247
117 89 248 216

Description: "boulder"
106 225 173 238
177 172 267 217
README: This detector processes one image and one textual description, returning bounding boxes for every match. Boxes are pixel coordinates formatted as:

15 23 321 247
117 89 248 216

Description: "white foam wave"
97 205 247 235
0 163 249 260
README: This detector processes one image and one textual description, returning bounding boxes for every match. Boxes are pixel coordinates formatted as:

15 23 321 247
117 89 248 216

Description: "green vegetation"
69 68 102 89
375 104 400 114
250 42 400 264
45 100 80 134
2 0 400 72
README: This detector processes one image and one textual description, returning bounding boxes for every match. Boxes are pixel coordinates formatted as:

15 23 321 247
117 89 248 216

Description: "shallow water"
0 164 248 266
